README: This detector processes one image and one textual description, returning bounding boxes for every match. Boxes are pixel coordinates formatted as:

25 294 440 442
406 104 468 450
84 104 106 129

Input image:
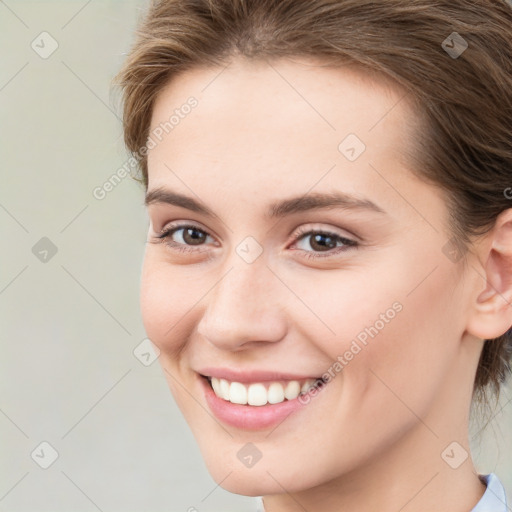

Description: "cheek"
322 256 464 429
139 253 202 410
139 252 196 355
296 236 462 399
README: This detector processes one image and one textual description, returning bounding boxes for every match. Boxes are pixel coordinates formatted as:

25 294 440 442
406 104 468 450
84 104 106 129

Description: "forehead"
149 57 411 143
146 57 428 220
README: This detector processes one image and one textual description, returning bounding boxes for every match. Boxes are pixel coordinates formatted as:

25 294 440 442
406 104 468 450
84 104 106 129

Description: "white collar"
253 473 508 512
470 473 508 512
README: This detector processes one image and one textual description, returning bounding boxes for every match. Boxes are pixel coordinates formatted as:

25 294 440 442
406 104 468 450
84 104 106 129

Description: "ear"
466 208 512 340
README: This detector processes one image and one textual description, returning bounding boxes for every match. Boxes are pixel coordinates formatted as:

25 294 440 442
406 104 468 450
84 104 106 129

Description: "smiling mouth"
202 375 326 406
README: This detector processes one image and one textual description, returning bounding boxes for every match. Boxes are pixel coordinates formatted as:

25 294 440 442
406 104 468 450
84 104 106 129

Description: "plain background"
1 1 511 511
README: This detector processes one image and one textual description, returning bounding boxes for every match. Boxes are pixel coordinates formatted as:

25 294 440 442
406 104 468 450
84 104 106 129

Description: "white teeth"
209 377 320 406
284 380 301 400
267 382 285 404
301 380 315 393
229 381 248 404
247 383 267 406
219 378 230 400
211 377 221 396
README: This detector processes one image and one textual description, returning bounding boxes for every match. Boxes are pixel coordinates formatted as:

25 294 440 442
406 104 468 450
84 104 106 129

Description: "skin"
140 57 512 511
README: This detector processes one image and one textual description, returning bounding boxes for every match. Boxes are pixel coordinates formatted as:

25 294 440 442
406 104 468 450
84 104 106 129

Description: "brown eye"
179 227 208 245
306 233 339 252
292 228 358 259
155 224 215 253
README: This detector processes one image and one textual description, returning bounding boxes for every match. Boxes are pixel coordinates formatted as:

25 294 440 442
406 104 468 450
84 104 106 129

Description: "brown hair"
112 0 512 408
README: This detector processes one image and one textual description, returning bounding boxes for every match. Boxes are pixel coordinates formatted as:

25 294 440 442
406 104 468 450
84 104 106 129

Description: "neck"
261 431 485 512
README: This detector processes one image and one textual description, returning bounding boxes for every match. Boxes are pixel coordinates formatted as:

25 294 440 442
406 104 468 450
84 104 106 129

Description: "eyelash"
152 223 358 260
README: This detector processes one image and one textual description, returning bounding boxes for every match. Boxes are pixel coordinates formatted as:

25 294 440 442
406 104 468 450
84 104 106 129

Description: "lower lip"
200 375 325 430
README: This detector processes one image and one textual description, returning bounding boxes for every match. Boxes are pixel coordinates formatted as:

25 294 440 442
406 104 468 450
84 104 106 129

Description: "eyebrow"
144 187 386 218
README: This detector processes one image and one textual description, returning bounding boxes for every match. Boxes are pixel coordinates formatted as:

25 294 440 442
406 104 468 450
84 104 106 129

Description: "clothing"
253 473 508 512
471 473 508 512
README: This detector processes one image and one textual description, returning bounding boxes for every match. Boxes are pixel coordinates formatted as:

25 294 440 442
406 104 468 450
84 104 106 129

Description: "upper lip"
197 367 322 383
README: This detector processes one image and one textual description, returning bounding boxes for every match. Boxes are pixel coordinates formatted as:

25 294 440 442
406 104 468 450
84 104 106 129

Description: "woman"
113 1 512 510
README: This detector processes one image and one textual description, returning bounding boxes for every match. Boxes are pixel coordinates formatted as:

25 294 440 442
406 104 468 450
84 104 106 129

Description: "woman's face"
141 58 483 496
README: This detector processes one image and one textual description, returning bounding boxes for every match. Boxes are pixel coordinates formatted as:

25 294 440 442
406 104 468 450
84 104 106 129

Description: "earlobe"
467 208 512 340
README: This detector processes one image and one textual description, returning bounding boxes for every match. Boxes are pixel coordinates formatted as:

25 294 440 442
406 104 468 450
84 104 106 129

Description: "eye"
290 226 358 259
150 222 358 259
152 223 215 254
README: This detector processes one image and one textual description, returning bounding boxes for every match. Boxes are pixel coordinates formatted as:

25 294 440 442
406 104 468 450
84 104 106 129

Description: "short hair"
113 0 512 409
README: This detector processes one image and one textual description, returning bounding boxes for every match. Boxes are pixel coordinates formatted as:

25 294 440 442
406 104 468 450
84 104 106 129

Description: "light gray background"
1 1 510 511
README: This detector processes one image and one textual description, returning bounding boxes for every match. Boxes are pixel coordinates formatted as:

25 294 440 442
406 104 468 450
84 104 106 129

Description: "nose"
196 254 288 351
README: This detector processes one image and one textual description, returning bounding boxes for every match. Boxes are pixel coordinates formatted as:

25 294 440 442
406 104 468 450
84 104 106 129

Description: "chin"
204 460 289 496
